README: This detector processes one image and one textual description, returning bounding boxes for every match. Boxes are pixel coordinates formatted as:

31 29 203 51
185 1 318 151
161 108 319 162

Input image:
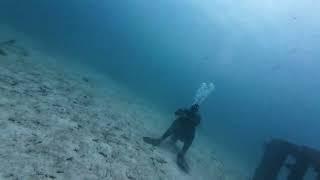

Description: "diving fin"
177 154 190 173
143 137 161 146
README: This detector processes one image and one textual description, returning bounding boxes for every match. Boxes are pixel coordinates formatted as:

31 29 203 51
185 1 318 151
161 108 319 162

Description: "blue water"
1 0 320 175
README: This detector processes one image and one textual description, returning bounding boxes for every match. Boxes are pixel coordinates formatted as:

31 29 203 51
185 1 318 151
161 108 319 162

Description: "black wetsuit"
143 107 201 173
161 108 201 156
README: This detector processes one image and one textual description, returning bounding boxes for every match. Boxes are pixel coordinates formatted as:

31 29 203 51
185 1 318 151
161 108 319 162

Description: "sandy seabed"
0 25 250 180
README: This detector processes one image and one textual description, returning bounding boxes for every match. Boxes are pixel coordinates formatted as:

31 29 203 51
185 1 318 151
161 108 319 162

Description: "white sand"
0 25 250 180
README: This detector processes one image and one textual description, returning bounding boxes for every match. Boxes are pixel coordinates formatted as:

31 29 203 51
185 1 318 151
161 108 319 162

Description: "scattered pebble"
66 157 73 161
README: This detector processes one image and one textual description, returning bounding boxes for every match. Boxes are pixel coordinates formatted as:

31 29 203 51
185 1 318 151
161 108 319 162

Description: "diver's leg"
160 120 178 141
176 135 194 173
170 135 178 145
180 136 194 157
143 120 178 146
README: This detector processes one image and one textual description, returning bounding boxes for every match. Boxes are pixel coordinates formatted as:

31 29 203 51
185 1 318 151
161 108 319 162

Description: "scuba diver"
143 104 201 173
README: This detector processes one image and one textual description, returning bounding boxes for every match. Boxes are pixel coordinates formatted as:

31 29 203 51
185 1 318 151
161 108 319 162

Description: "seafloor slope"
0 27 249 180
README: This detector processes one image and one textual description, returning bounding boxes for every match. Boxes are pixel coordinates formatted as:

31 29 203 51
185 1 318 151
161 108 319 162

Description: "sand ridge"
0 27 249 180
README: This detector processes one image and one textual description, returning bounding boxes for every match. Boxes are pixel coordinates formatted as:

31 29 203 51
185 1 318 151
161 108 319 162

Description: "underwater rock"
21 50 29 57
73 94 93 107
126 171 137 180
0 39 16 46
120 134 130 141
82 77 89 82
73 148 79 153
38 85 51 96
151 156 167 164
37 173 56 179
7 117 17 126
52 103 69 115
0 74 18 86
0 48 7 56
3 173 14 178
0 39 29 57
66 157 73 161
92 138 99 142
98 152 108 158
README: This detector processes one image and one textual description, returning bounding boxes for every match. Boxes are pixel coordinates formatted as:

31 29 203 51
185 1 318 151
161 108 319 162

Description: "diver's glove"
177 153 190 173
143 137 161 146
